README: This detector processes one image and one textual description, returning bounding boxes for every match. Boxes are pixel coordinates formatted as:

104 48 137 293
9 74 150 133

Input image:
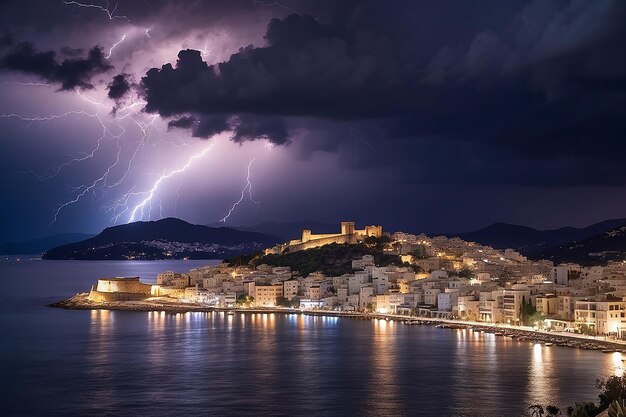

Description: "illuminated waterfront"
0 258 619 416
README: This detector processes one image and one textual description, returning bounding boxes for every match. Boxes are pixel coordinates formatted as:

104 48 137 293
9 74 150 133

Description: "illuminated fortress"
265 221 383 254
88 277 153 302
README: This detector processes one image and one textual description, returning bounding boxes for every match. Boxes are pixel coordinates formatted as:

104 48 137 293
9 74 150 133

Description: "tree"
410 248 427 259
546 405 560 416
456 268 475 279
577 323 595 336
276 297 291 307
529 404 560 417
364 236 378 246
529 311 546 328
567 402 599 417
529 404 545 417
519 297 538 326
237 294 254 306
598 376 626 410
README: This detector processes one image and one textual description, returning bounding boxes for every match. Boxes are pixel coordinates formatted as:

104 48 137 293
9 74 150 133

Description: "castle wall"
302 233 342 243
266 221 384 255
364 225 383 237
88 286 149 302
95 277 152 294
285 233 357 253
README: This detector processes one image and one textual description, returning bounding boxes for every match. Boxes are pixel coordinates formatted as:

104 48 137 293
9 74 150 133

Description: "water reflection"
526 343 557 408
612 352 624 377
86 310 116 410
78 310 619 416
366 319 400 416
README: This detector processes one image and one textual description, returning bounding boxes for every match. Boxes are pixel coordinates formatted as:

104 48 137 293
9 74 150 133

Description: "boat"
545 342 553 346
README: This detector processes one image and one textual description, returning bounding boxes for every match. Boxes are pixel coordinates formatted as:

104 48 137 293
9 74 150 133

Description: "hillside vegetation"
228 243 404 276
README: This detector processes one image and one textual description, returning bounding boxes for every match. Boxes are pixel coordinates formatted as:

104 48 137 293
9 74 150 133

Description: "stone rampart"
95 277 152 294
88 287 149 302
285 233 357 253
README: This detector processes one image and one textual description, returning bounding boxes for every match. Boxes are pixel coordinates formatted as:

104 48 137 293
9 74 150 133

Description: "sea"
0 256 619 416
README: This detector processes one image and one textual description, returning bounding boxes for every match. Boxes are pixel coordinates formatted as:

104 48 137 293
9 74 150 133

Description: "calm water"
0 257 619 416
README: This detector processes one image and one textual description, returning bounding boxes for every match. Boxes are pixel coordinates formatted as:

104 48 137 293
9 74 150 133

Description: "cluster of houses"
141 230 626 338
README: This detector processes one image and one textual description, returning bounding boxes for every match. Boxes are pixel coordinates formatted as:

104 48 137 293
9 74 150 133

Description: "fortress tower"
341 221 355 235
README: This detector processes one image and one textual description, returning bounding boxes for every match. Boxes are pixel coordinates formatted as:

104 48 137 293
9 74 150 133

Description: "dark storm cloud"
141 0 626 185
107 73 132 100
168 114 231 139
231 114 289 144
60 47 84 57
1 42 112 90
168 116 197 130
142 15 408 120
195 114 231 138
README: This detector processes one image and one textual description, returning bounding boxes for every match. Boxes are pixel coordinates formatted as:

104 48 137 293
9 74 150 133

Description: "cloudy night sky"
0 0 624 242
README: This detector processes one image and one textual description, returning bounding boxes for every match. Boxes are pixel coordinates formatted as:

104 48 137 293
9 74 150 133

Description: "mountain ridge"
531 226 626 265
450 218 626 253
43 218 281 260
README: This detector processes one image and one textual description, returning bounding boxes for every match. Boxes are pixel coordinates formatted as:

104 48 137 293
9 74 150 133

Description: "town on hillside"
78 221 626 338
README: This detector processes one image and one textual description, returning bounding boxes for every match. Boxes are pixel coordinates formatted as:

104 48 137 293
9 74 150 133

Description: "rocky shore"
49 293 626 352
430 322 626 352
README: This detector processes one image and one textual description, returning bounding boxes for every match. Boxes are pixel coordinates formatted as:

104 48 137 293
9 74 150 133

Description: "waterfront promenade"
50 292 626 351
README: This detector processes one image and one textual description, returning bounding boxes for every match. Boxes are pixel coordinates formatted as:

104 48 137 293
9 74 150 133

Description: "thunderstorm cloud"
137 0 626 186
1 43 112 90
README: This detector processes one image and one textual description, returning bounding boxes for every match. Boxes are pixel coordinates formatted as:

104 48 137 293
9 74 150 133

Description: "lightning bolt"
254 0 298 14
106 34 127 59
63 0 129 21
220 158 261 223
0 110 114 180
127 144 214 223
51 137 123 224
2 86 155 223
2 25 270 228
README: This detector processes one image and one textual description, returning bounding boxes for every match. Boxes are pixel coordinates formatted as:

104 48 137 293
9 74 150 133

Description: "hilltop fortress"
265 221 383 255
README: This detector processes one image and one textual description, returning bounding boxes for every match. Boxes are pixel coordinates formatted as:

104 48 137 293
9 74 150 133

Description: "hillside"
453 218 626 253
531 226 626 265
0 233 95 255
228 243 405 277
43 218 280 260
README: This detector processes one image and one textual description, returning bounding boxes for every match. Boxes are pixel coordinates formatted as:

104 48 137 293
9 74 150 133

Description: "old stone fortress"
265 221 383 254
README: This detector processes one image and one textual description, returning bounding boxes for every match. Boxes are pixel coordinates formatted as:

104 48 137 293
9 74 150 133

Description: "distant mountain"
532 226 626 265
207 220 337 242
452 218 626 253
43 218 281 260
0 233 95 255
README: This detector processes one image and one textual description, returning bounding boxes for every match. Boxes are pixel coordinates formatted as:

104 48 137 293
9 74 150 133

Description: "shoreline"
49 293 626 352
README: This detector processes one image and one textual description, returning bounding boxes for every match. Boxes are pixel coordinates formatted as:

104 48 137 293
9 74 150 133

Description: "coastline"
49 293 626 352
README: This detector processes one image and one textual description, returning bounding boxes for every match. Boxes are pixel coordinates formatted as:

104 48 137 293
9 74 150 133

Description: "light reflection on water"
0 259 620 416
3 309 621 417
366 319 400 416
75 312 626 416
